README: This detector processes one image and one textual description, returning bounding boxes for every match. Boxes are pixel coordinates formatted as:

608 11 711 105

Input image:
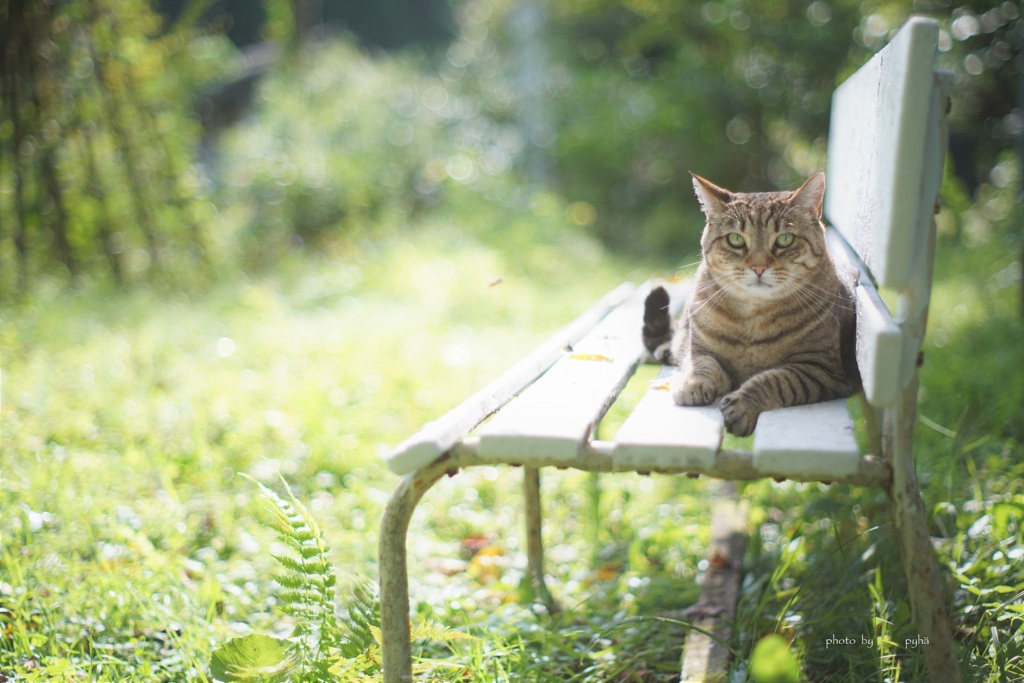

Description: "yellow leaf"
570 353 613 362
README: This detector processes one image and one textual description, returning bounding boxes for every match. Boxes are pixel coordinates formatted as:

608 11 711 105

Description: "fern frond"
243 475 467 682
412 620 477 643
273 562 333 585
271 553 334 579
338 578 382 659
245 474 342 670
276 588 332 608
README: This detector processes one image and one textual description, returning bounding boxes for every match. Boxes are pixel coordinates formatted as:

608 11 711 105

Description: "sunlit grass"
3 202 1022 680
1 213 660 680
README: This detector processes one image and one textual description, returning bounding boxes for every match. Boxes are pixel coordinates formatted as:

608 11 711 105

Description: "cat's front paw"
720 391 760 437
672 374 719 406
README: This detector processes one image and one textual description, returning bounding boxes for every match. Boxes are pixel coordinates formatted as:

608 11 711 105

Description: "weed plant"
2 1 1021 679
2 65 1021 683
3 174 1021 681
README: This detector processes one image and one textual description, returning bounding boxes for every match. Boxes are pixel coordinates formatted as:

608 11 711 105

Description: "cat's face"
692 173 828 300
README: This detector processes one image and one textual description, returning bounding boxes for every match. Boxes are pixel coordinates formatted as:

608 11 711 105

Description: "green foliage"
750 634 801 683
214 41 449 263
251 476 342 674
533 0 1020 255
1 200 1020 680
4 0 1017 285
538 0 861 253
1 1 1020 681
925 159 1023 441
263 0 297 47
338 579 382 660
209 474 353 682
0 0 230 292
211 634 295 683
211 475 479 682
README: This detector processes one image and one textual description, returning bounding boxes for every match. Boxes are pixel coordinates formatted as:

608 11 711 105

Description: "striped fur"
642 285 674 363
644 172 860 436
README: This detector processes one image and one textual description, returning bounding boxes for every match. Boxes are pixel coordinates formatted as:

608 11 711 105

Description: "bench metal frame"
379 17 961 683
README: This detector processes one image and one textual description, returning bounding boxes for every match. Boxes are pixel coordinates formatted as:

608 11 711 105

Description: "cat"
643 171 860 437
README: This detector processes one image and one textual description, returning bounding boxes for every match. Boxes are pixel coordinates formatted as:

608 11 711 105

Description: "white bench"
379 17 961 683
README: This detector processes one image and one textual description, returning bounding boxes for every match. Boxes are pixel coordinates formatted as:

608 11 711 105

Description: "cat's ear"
789 171 826 217
691 173 732 217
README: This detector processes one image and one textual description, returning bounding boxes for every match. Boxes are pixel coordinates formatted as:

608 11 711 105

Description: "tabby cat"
643 172 860 436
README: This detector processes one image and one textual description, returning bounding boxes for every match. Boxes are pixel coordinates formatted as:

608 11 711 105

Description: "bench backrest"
824 17 950 407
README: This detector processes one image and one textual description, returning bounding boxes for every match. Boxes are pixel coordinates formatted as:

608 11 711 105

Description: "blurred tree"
533 0 873 253
513 0 1020 257
321 0 454 50
213 40 454 261
155 0 455 49
158 0 267 46
0 0 227 292
936 0 1021 194
7 0 1013 289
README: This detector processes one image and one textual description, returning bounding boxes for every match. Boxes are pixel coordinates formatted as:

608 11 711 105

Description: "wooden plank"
679 482 747 683
751 399 860 479
895 71 952 391
824 17 939 290
855 286 903 407
385 283 636 475
475 284 652 463
825 227 903 407
611 367 722 470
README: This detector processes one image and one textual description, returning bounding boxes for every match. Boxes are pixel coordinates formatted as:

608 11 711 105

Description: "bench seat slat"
475 356 637 462
751 399 860 479
476 284 660 463
611 367 721 470
385 283 636 475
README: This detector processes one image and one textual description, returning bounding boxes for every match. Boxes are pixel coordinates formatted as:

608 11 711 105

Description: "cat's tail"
642 286 674 364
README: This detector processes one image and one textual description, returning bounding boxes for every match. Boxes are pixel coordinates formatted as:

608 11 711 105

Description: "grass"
2 193 1022 681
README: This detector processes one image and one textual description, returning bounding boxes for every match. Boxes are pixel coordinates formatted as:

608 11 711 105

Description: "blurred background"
2 3 1022 680
0 0 1020 288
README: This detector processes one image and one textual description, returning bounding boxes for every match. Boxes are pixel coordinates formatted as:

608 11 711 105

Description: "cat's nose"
751 265 768 277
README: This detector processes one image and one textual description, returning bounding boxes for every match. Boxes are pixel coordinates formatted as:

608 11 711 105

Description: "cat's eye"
775 233 795 248
726 233 746 248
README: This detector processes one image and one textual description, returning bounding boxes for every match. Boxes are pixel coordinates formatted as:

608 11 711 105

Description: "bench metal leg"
523 466 560 614
887 376 961 683
380 460 451 683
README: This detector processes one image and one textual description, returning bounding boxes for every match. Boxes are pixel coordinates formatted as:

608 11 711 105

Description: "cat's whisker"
785 273 857 312
689 278 735 304
674 259 702 272
689 277 741 316
782 279 850 329
784 283 833 325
